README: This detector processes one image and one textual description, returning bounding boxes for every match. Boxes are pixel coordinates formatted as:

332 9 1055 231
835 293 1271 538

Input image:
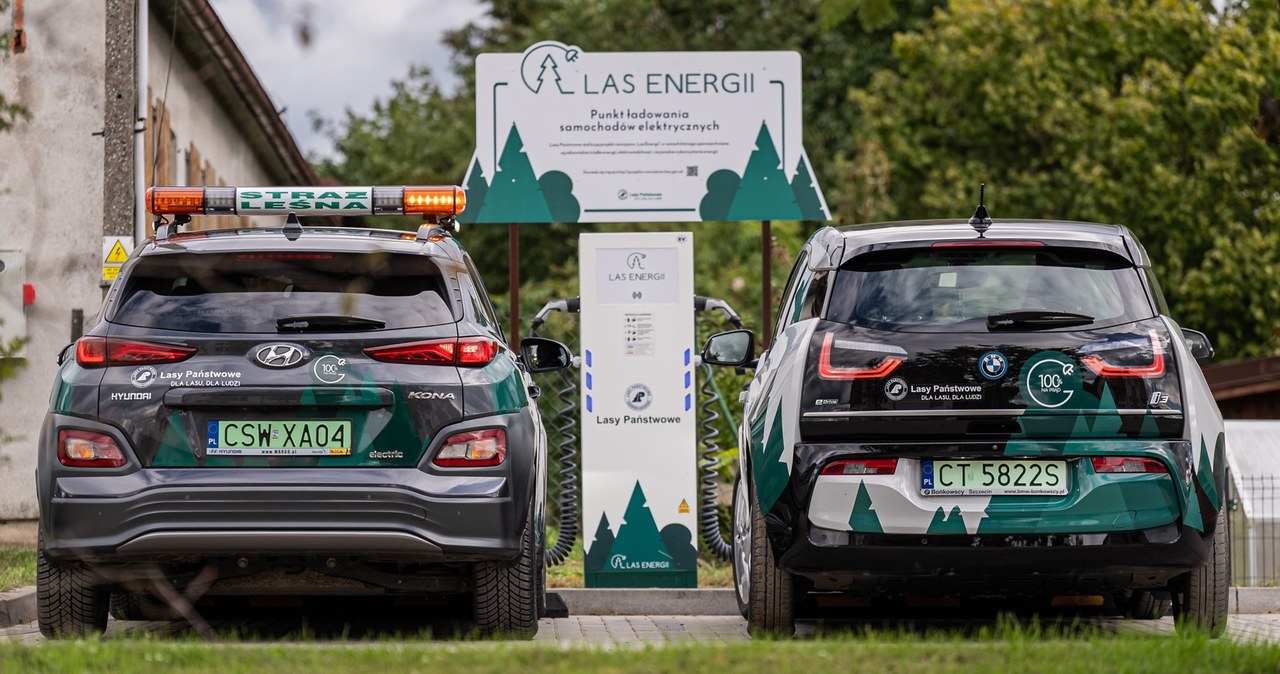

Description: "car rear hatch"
96 246 469 468
801 241 1184 442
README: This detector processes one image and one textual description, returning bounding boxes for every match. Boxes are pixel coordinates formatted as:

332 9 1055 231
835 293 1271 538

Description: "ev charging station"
578 232 699 587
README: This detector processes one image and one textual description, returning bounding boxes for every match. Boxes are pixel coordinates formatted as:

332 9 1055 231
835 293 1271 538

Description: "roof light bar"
145 186 466 218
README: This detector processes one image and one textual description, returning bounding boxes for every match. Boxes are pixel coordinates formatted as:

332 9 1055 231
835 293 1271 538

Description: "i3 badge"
979 351 1008 381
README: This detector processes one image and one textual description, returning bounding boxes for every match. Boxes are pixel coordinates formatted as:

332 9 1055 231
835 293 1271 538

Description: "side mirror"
701 329 755 368
1181 328 1215 362
519 337 573 373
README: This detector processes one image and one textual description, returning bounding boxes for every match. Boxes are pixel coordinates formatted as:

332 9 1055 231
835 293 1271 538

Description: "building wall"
0 3 109 519
0 5 293 519
144 11 272 231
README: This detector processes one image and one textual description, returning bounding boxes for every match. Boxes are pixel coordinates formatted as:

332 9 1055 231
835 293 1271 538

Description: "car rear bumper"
38 413 538 565
782 520 1213 595
42 468 523 563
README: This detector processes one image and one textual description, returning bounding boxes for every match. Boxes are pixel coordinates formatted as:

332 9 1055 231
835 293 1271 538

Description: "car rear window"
112 251 455 333
826 246 1155 332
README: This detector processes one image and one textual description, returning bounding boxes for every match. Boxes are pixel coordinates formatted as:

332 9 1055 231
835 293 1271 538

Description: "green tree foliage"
847 0 1280 358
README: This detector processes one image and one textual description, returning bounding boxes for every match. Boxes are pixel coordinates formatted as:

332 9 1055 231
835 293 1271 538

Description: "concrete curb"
0 586 35 628
2 586 1278 629
1231 587 1280 615
554 588 739 616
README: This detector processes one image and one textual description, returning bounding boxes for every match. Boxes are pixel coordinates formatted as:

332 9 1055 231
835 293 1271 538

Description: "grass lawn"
0 546 35 592
0 629 1277 673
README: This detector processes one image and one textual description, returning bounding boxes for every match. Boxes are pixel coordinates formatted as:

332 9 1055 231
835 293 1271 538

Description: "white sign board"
579 232 698 587
463 43 828 224
102 236 132 282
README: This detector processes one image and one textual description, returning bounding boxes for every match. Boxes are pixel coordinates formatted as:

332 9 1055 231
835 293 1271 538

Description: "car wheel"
109 591 145 621
731 471 750 619
1121 590 1168 620
473 516 539 639
536 523 548 619
1177 505 1229 637
37 535 108 638
747 477 795 636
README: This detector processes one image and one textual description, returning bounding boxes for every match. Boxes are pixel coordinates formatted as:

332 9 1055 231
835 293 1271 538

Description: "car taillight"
817 333 903 380
1091 457 1167 474
75 337 196 367
58 429 127 468
821 458 898 476
433 429 506 467
364 337 499 366
1080 331 1165 378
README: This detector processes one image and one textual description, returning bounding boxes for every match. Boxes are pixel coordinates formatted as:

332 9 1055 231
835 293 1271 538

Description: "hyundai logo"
254 344 309 368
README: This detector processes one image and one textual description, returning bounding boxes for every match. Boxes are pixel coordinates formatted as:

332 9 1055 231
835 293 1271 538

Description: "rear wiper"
276 314 386 332
987 310 1094 330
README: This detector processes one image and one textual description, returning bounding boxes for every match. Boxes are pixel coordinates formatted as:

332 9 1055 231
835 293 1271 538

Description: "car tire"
536 525 548 619
1122 591 1168 620
747 476 795 636
109 591 145 621
37 535 108 638
731 471 750 619
1177 506 1229 637
473 517 539 639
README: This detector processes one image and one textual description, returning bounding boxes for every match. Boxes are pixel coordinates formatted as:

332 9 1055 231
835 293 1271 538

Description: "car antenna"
968 183 992 237
283 212 303 241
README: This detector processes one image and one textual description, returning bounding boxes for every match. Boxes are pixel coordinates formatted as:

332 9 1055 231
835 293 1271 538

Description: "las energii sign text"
462 42 829 224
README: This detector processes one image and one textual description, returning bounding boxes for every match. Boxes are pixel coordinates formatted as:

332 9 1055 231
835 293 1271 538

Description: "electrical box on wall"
0 251 28 358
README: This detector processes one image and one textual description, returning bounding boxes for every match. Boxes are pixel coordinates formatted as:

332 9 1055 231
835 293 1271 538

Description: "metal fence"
1231 475 1280 586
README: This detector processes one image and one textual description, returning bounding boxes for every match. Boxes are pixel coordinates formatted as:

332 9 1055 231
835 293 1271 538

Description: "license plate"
207 420 352 456
921 459 1067 496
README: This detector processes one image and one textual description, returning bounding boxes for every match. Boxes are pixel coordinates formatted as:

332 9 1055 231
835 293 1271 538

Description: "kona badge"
407 391 455 400
254 343 309 369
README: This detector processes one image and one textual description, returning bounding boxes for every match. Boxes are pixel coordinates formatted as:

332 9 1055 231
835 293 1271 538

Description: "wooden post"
761 220 772 348
509 223 520 344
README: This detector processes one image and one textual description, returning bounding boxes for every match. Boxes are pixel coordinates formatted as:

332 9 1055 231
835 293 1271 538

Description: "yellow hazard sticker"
678 499 690 514
105 240 129 264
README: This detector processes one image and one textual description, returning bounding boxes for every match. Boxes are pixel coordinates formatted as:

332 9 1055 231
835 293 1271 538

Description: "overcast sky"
209 0 488 159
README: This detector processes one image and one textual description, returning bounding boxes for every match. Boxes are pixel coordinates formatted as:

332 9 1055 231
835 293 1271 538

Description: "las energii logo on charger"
980 351 1008 380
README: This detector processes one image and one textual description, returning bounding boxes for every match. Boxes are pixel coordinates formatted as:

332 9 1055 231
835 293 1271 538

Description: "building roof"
153 0 316 185
1203 355 1280 401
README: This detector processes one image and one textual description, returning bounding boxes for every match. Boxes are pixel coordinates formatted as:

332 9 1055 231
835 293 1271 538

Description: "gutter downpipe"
134 0 149 243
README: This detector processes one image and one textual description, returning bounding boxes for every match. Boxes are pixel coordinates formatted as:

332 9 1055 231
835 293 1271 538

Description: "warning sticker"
102 236 133 282
677 499 691 514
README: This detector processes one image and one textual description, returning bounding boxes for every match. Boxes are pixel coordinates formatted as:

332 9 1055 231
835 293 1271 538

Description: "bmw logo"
979 351 1008 380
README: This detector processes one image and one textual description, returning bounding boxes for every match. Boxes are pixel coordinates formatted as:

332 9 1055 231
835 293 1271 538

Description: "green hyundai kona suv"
36 185 571 638
703 217 1229 636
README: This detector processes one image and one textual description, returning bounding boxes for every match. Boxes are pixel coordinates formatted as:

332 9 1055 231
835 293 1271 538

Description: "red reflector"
434 429 506 467
931 241 1045 248
22 283 35 306
58 429 127 468
817 333 903 380
364 337 499 367
75 337 196 367
822 458 898 476
1091 457 1167 474
1081 331 1165 378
